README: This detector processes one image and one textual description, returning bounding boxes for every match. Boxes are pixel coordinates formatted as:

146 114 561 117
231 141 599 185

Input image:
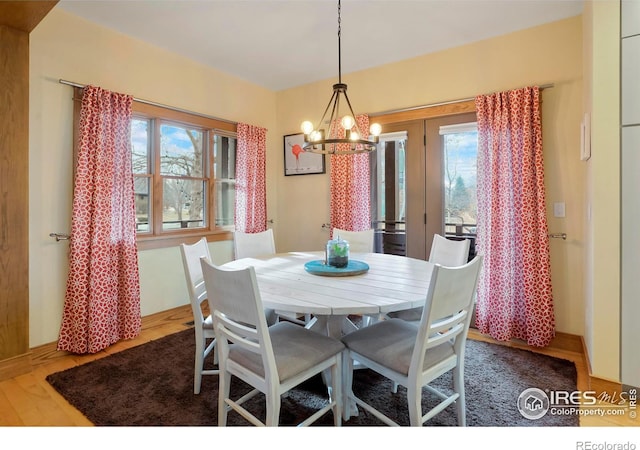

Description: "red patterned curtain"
474 86 554 347
235 123 267 233
57 85 141 354
330 114 371 234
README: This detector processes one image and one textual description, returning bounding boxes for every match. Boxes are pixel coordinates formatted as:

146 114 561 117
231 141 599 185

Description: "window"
73 87 237 250
439 122 478 239
132 115 237 241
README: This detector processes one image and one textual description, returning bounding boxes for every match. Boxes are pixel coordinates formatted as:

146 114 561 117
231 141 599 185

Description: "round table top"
222 251 433 317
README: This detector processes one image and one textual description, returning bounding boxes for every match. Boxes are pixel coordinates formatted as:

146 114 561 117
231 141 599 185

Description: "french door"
372 112 477 260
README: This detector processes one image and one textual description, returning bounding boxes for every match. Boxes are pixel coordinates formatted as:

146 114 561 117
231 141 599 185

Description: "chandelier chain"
338 0 342 84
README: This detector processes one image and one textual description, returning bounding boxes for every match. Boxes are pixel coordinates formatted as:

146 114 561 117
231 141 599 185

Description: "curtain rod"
370 83 554 117
58 79 236 125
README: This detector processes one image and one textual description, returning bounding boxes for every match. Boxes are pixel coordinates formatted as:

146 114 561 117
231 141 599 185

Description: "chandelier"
300 0 381 155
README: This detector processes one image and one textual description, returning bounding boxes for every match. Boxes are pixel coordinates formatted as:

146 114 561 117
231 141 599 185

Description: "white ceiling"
56 0 583 91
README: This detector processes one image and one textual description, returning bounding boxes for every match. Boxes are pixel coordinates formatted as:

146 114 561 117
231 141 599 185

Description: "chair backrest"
411 256 483 374
200 258 276 382
234 229 276 259
332 228 374 253
180 237 212 324
428 234 470 267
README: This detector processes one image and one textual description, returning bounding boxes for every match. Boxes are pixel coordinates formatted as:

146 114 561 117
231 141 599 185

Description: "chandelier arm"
315 88 339 133
329 91 341 137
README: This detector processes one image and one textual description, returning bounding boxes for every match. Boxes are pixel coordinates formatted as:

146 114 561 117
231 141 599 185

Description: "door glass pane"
441 125 478 239
371 131 407 256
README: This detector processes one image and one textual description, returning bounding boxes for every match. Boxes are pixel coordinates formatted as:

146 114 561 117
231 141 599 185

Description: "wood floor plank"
0 384 22 425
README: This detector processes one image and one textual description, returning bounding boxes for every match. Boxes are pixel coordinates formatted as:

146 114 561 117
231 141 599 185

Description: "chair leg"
218 369 231 426
407 384 422 426
331 356 342 426
194 338 204 394
453 365 466 426
265 391 281 426
212 341 219 365
342 351 355 421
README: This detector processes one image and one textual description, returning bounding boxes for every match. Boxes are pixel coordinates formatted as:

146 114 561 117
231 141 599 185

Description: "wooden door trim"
372 99 476 125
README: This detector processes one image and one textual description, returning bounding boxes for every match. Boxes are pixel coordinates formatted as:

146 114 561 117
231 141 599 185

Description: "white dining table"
222 251 434 338
222 250 434 419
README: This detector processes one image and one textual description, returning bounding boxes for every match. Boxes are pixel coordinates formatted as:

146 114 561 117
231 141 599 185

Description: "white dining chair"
387 234 470 323
385 234 472 392
233 229 276 259
179 238 218 394
429 234 471 267
234 228 309 326
331 227 377 327
200 257 345 427
342 255 483 426
332 227 374 253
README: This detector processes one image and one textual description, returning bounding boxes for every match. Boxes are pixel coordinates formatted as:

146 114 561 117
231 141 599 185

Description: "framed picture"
284 133 325 176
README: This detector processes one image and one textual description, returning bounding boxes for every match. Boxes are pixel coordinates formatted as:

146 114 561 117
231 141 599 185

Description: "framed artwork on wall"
284 133 326 176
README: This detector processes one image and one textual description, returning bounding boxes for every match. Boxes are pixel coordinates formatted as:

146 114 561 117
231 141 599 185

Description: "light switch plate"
554 202 566 218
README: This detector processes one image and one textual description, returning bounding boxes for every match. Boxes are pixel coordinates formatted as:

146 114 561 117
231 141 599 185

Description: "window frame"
72 87 237 251
148 119 212 235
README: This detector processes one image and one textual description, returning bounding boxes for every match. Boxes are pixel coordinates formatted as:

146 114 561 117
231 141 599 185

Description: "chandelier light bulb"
370 123 382 137
301 121 314 135
350 131 359 141
310 130 322 142
341 115 355 130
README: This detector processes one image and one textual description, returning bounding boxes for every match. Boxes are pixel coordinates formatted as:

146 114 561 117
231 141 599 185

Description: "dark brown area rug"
46 328 579 427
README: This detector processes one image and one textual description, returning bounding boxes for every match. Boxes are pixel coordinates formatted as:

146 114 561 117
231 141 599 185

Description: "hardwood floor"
0 305 636 427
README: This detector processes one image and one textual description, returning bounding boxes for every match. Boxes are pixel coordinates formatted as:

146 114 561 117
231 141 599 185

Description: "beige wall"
28 8 278 347
29 8 615 380
276 16 586 337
